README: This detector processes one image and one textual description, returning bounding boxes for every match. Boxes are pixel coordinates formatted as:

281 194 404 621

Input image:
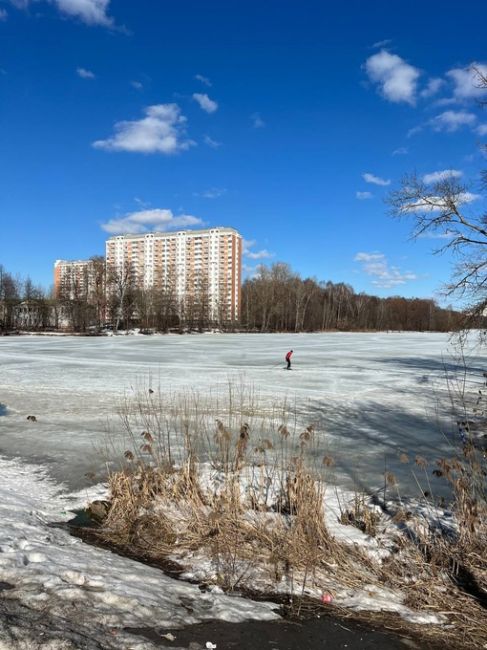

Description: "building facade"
54 259 98 301
105 227 242 321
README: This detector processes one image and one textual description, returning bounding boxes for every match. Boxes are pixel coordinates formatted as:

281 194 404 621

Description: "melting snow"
0 456 278 648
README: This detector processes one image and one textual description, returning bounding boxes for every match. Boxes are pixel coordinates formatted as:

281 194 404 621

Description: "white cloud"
354 252 418 289
55 0 113 25
354 252 385 263
196 188 226 199
251 112 265 128
192 93 218 113
9 0 28 6
134 196 150 209
130 80 143 90
195 74 211 87
407 125 423 138
417 230 455 240
455 192 480 204
477 124 487 136
371 39 392 49
242 263 259 278
12 0 115 26
0 8 8 19
356 191 373 200
422 169 463 184
243 239 274 260
392 147 408 155
203 134 221 148
433 96 459 107
430 110 477 132
364 49 420 105
246 249 273 260
447 63 487 99
93 103 194 154
404 192 480 213
242 239 255 252
77 67 95 79
362 172 391 186
101 208 203 235
420 77 444 98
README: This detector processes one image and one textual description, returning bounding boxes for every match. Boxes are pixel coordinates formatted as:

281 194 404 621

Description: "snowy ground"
0 332 483 647
0 456 279 649
0 332 484 493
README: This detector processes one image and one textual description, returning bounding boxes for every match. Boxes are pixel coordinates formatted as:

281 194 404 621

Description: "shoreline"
0 327 462 337
0 452 443 649
62 518 446 650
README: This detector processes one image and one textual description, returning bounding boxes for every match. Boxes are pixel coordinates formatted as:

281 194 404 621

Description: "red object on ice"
321 593 333 604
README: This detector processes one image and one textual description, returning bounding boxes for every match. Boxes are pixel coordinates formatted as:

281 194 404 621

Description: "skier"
285 349 293 370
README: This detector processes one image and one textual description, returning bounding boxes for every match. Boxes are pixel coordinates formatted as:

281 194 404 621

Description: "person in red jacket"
285 349 293 370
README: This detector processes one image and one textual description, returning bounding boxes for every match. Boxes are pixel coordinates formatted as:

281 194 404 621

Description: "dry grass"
102 441 368 594
93 380 486 649
339 492 380 536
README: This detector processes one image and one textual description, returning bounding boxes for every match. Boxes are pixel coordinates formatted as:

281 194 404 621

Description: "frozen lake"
0 332 483 495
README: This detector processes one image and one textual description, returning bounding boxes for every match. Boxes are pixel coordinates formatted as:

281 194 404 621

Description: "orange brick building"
105 227 242 321
53 259 97 301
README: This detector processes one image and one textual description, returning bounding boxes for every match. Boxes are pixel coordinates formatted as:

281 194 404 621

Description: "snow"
158 462 446 626
0 455 278 648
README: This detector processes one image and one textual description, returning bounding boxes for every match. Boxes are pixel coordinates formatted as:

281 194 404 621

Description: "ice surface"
0 332 483 494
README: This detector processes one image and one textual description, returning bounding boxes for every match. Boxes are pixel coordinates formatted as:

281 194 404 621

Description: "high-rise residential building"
105 227 242 321
54 259 98 300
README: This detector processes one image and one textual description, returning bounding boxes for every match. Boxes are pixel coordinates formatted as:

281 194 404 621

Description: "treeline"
241 263 464 332
0 260 467 333
0 265 51 332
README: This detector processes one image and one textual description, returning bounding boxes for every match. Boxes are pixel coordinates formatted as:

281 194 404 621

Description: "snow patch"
0 456 279 647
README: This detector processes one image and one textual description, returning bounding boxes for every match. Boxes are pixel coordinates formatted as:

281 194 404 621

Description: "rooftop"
106 227 241 241
54 259 94 266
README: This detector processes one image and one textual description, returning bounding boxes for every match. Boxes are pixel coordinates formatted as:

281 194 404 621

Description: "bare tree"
0 266 21 332
241 262 460 333
389 71 487 316
107 260 135 332
90 255 107 329
389 174 486 313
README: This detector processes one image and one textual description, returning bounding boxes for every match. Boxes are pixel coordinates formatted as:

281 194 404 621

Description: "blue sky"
1 0 486 303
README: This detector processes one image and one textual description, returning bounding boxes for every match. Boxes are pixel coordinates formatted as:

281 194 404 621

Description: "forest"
0 260 464 333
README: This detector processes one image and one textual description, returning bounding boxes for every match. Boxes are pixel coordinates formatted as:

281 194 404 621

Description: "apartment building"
54 259 98 300
105 227 242 321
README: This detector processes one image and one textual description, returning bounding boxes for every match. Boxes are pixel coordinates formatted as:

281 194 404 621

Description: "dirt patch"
126 615 438 650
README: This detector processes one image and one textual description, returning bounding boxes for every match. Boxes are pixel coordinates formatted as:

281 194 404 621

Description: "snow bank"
0 456 278 649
